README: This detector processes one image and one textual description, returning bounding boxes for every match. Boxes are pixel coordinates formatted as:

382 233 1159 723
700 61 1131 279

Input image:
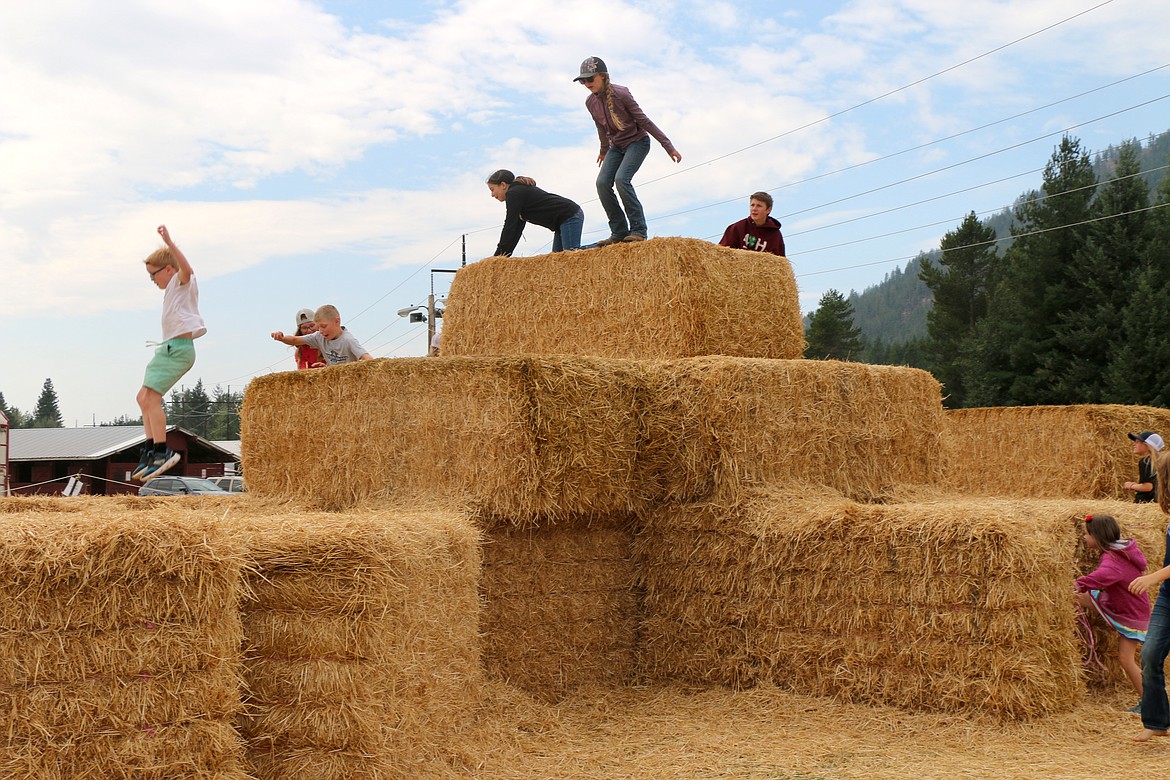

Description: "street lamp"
397 268 457 355
396 296 446 354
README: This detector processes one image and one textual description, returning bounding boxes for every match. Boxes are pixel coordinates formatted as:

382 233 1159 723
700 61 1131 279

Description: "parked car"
209 475 246 493
138 476 232 497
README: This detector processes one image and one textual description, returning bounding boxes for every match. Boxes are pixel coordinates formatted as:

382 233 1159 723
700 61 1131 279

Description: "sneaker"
130 445 153 480
139 448 181 481
622 233 646 242
1127 703 1142 716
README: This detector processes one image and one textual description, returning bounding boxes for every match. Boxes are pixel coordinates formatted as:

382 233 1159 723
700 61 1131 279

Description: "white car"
209 475 246 493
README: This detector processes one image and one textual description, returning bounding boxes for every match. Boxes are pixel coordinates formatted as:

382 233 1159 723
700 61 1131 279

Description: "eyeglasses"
149 266 168 279
580 75 598 84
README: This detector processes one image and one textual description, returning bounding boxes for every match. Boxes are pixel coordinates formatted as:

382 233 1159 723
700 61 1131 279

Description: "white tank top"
161 273 207 341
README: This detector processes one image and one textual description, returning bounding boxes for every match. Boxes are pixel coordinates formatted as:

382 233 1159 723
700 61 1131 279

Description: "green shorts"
143 338 196 395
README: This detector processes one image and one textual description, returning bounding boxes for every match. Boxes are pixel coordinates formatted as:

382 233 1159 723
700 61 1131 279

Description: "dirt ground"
432 682 1170 779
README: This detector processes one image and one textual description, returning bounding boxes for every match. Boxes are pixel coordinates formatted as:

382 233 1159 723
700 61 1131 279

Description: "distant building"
6 426 239 496
0 410 9 495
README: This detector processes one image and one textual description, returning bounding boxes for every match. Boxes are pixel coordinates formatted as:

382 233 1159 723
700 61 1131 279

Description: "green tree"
967 136 1097 405
805 289 863 360
1049 141 1151 402
208 385 244 441
168 380 212 437
1106 161 1170 404
32 378 64 428
101 414 144 427
918 214 998 407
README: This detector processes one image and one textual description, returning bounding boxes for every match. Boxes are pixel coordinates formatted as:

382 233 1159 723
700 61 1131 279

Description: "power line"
637 0 1121 188
795 200 1170 279
661 64 1169 227
777 94 1170 221
792 164 1170 256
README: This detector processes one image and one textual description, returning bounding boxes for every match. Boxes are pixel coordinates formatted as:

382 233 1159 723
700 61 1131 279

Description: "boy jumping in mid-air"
133 225 206 481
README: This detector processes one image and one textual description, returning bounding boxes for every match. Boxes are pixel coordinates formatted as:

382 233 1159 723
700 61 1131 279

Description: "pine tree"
1050 141 1151 402
804 289 863 360
1106 162 1170 403
32 378 64 428
969 136 1097 405
208 386 243 441
919 214 998 407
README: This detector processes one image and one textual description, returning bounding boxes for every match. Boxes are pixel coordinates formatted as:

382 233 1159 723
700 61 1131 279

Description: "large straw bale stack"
241 356 654 519
0 497 249 780
236 503 483 780
441 237 804 360
243 355 942 513
635 491 1143 719
944 404 1170 499
480 517 640 700
642 358 945 503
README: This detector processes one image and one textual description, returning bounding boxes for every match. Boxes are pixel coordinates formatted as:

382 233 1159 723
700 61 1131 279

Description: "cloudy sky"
2 0 1167 427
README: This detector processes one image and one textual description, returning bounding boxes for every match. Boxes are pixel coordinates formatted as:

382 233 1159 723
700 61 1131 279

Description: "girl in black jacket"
487 169 584 257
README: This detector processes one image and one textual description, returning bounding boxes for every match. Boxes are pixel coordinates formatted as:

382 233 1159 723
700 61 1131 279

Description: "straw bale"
634 493 1144 719
944 404 1170 499
236 505 483 780
242 355 942 514
441 237 804 360
0 497 248 780
480 524 640 700
640 357 945 502
241 356 655 520
3 721 248 780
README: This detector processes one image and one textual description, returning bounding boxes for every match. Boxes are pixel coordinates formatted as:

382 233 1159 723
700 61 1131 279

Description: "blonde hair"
1157 450 1170 515
600 74 625 132
143 246 177 269
315 304 341 321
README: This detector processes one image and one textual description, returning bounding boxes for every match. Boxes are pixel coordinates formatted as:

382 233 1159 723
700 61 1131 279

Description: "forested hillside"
849 130 1169 347
807 130 1170 407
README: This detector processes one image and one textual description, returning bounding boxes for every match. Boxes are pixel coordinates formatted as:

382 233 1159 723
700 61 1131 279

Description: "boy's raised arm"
158 224 193 284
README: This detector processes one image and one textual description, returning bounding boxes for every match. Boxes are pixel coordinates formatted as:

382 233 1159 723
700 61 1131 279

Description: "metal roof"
211 440 242 458
10 426 239 462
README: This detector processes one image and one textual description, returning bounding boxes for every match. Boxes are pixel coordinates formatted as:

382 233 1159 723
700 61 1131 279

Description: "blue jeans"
552 209 584 252
596 135 651 239
1142 588 1170 731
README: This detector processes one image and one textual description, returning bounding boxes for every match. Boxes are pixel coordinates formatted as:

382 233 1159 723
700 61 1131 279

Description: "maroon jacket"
586 83 677 156
719 216 786 257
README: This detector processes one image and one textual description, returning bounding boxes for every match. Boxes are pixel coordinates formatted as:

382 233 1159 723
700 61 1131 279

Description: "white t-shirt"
161 273 207 341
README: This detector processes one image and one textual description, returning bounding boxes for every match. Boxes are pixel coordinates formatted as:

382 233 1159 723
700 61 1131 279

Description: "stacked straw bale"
944 404 1170 499
0 497 249 780
635 491 1159 719
642 357 944 503
236 504 483 780
241 356 654 518
441 238 805 360
242 356 943 512
480 518 640 700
